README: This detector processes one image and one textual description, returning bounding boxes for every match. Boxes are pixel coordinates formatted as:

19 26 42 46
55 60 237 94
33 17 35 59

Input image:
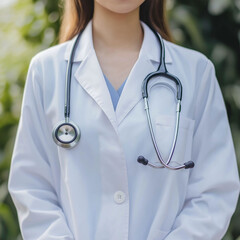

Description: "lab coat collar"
64 20 173 64
65 19 173 131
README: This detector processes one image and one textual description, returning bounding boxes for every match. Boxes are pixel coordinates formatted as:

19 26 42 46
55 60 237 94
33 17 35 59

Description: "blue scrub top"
103 75 127 111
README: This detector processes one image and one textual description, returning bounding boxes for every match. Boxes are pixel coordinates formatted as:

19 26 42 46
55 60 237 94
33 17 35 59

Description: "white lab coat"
8 20 240 240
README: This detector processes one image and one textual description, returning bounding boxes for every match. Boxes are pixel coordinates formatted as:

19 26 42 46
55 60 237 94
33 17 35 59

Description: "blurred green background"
0 0 239 239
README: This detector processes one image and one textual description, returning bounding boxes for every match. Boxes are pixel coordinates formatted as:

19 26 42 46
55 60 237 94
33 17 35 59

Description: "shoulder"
29 40 71 70
26 40 73 94
164 40 211 72
163 40 218 103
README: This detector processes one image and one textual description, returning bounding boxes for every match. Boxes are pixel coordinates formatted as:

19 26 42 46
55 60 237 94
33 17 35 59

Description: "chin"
95 0 145 14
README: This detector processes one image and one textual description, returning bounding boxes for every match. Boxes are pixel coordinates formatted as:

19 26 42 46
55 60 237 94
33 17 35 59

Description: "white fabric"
8 20 240 240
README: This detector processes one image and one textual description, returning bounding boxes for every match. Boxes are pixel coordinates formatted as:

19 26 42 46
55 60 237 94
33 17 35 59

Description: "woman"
8 0 239 239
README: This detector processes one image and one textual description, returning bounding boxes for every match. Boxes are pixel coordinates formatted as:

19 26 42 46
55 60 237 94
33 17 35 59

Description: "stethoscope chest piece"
52 121 80 149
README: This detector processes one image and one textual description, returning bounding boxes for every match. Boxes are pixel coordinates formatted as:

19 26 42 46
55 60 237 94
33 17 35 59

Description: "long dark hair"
59 0 172 43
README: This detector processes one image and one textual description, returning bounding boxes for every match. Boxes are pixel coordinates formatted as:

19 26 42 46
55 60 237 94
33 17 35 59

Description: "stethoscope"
52 26 195 171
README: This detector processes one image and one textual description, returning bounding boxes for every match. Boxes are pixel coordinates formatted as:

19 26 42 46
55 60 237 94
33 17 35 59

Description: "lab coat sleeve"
164 59 240 240
8 57 74 240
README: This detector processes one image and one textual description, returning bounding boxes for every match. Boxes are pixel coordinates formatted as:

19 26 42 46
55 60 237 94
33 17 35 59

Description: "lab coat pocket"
155 115 195 165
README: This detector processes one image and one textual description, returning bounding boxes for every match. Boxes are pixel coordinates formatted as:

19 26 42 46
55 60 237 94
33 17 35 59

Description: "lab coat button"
114 191 126 204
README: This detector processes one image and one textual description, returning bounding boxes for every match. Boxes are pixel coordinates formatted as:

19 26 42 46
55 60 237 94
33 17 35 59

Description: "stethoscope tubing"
138 27 194 170
143 98 184 170
53 24 194 170
141 71 183 100
65 32 82 121
52 33 82 148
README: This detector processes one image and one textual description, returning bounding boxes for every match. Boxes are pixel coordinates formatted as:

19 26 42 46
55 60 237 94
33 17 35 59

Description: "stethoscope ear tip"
184 161 195 169
137 156 149 165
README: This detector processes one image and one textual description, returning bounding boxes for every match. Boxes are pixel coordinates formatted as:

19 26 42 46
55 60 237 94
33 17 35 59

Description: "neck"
92 2 143 51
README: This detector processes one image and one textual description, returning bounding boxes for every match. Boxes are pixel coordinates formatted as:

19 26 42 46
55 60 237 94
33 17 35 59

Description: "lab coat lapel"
65 20 117 131
74 51 117 130
116 22 173 125
116 56 154 125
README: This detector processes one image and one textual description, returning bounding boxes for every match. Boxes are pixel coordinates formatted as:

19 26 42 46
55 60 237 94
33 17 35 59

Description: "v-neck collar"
103 74 127 111
103 75 127 95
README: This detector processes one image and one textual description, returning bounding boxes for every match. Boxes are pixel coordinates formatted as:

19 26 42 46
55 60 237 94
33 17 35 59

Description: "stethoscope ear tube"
139 97 194 170
138 29 194 171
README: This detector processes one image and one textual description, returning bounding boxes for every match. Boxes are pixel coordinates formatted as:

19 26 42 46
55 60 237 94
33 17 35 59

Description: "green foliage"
0 0 239 239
